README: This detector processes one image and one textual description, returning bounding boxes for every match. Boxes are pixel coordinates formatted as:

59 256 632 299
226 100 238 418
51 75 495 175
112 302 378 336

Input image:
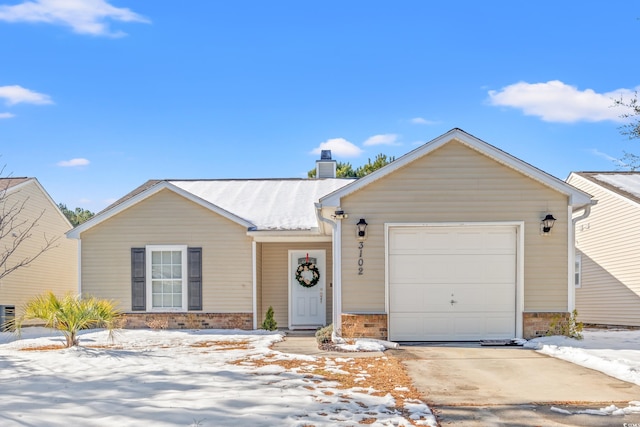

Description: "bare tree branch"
613 90 640 141
0 177 60 281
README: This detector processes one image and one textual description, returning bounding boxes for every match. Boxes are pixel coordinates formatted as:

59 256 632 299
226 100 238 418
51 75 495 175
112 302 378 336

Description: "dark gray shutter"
188 247 202 311
131 248 146 311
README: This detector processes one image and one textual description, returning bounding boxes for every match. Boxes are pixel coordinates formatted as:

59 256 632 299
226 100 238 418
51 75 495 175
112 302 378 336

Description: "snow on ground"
526 328 640 416
3 327 640 426
0 328 436 427
525 328 640 386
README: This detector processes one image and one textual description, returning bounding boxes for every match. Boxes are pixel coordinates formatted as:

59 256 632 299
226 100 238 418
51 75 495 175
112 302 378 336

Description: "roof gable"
320 128 592 208
67 181 255 238
67 178 355 238
2 177 72 227
571 172 640 205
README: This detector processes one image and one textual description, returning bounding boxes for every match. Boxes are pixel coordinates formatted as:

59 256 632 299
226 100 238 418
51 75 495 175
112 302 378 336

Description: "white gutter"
77 239 82 296
252 241 257 330
315 203 342 340
568 202 596 311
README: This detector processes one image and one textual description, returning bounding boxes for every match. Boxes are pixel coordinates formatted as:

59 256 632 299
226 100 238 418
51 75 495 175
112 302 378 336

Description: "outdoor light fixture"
333 209 348 220
356 218 368 241
541 214 556 234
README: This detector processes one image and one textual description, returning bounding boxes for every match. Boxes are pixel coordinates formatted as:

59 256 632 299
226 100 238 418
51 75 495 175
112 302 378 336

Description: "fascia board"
7 178 73 228
247 230 332 243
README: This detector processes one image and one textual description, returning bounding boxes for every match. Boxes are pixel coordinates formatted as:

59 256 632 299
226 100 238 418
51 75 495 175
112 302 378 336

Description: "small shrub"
315 323 333 344
261 306 278 331
547 309 583 340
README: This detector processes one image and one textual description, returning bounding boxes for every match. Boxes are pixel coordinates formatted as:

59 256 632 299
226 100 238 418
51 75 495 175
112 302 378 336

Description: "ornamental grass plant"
15 292 121 347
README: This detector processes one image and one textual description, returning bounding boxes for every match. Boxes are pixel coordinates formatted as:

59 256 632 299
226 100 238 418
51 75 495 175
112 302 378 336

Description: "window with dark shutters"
131 248 146 311
188 247 203 311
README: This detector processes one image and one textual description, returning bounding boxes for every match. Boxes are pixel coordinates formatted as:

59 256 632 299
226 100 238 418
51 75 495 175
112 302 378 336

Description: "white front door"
289 250 326 329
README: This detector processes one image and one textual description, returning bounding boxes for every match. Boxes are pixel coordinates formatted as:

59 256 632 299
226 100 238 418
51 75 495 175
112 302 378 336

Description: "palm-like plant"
16 292 121 347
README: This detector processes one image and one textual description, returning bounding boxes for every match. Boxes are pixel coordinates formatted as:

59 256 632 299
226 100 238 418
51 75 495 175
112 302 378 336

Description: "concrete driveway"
387 342 640 426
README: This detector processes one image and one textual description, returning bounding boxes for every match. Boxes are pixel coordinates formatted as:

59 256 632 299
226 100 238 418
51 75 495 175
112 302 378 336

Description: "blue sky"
1 1 638 212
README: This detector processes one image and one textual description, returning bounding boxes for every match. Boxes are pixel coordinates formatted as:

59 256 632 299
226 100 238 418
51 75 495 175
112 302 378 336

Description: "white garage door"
389 225 517 341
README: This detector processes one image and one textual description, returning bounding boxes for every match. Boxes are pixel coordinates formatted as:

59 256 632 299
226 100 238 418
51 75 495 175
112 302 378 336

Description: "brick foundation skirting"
122 313 253 330
523 312 569 339
341 313 388 340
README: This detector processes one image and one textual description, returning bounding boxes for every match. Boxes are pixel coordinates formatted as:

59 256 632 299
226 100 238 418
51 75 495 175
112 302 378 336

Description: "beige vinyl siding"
80 189 253 313
569 175 640 326
340 140 569 313
0 180 77 317
260 242 333 327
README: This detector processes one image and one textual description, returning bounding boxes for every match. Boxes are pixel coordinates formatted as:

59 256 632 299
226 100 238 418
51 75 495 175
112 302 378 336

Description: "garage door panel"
453 231 484 252
481 254 516 282
390 284 450 312
390 312 516 341
485 230 517 252
486 316 518 336
390 230 422 253
453 315 484 336
389 254 424 282
390 254 452 283
389 226 517 341
391 313 452 341
390 284 427 311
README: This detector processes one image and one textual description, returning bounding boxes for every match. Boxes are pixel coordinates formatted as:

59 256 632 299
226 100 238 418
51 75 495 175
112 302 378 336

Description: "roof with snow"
74 178 356 237
574 172 640 205
170 179 355 230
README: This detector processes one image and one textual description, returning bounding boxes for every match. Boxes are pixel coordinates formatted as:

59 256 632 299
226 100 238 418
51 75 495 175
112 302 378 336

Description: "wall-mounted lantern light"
541 214 556 234
356 218 368 241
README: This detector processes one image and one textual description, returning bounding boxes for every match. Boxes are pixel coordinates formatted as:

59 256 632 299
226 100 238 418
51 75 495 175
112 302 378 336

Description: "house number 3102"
358 242 364 275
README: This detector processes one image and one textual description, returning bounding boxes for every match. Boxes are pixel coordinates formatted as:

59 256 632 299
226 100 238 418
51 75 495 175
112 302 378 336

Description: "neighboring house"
67 129 592 341
567 172 640 327
0 178 78 325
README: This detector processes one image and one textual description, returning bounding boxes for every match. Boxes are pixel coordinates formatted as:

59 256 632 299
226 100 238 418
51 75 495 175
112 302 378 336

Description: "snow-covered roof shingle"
575 172 640 205
171 179 354 230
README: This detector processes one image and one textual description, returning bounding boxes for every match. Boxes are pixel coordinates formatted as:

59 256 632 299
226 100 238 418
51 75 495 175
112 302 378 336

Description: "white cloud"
409 117 437 125
0 112 15 119
0 85 53 106
0 0 150 37
487 80 638 123
311 138 363 158
589 148 618 163
363 134 400 146
588 148 627 167
57 158 90 167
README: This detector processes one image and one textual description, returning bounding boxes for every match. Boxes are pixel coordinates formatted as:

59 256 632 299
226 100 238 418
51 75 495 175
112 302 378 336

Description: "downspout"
315 203 343 341
568 202 595 311
77 239 82 296
572 203 594 226
252 240 257 330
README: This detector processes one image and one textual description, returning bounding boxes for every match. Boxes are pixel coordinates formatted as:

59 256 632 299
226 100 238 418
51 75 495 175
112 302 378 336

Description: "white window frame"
146 245 188 311
574 253 582 288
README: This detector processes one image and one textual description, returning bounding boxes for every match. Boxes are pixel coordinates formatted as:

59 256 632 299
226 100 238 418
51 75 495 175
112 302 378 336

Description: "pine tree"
261 306 278 331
